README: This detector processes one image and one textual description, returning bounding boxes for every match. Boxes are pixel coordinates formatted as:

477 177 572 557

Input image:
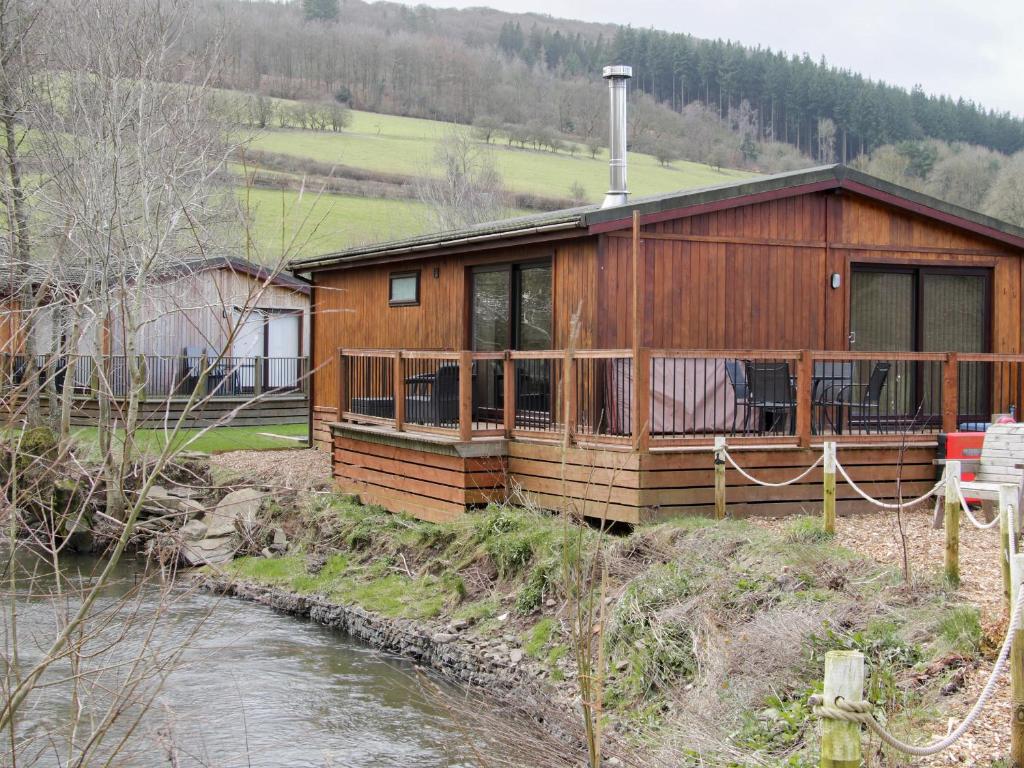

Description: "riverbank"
203 492 997 767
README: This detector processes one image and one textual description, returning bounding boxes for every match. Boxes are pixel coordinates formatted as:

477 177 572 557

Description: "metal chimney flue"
601 64 632 208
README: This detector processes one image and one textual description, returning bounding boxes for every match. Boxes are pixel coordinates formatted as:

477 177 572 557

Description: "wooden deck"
330 422 938 524
323 346 1024 523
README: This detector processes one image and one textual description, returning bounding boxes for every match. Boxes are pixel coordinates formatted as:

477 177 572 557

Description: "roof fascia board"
586 179 839 234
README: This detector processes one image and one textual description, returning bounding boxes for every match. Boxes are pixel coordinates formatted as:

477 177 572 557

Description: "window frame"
388 270 420 307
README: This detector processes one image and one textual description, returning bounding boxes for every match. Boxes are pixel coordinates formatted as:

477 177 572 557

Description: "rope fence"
716 438 1024 762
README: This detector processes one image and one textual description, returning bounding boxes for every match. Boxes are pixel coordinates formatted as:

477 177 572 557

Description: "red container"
943 432 985 505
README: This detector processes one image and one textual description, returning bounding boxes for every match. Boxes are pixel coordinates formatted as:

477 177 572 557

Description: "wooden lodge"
290 165 1024 523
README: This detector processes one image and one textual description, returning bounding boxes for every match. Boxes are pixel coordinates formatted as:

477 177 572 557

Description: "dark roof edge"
291 218 585 274
584 164 1024 249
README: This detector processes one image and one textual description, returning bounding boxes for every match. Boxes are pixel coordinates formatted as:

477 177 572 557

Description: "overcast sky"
392 0 1024 116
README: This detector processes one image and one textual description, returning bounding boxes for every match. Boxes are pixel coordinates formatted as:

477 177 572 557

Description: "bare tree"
415 130 510 230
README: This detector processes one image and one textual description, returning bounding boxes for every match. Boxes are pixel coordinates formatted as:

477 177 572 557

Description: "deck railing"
336 348 1024 447
1 353 310 400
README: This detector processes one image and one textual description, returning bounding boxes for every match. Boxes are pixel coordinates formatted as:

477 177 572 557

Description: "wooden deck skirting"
330 422 938 524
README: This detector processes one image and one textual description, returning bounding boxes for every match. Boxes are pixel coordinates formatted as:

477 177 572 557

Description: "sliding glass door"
850 265 990 424
470 261 553 419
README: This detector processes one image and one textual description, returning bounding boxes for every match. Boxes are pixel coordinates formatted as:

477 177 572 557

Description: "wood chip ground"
754 508 1009 766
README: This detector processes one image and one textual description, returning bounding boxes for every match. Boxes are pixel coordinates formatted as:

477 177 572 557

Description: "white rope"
812 585 1024 756
834 458 944 510
954 478 1002 530
722 449 823 488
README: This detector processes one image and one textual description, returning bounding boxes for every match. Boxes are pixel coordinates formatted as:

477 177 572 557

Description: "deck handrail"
334 348 1024 448
0 352 310 401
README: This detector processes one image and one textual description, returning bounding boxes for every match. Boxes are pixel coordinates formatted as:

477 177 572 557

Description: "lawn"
71 422 309 456
235 187 436 259
249 108 752 202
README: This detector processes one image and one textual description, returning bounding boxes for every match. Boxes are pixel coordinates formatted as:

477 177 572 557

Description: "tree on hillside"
984 151 1024 227
415 130 509 230
302 0 337 22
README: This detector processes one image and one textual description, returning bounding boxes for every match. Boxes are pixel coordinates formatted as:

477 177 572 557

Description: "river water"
3 550 503 768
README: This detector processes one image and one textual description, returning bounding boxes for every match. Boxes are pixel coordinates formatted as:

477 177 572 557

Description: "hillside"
231 107 751 259
194 0 1024 162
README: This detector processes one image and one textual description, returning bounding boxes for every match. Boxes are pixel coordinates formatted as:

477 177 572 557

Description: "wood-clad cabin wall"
105 269 309 357
310 239 597 414
595 191 1023 353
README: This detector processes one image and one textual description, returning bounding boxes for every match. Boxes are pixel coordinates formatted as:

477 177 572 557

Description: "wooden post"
1013 622 1024 768
1001 484 1016 616
564 349 577 442
253 355 264 397
823 441 837 535
393 351 405 432
198 352 209 396
503 353 515 437
337 349 347 421
713 436 726 520
944 459 961 588
942 352 959 434
458 350 473 442
821 650 864 768
796 350 812 447
632 348 650 452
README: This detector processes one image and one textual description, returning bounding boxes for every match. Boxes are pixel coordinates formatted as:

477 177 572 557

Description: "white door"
266 313 300 388
232 309 264 390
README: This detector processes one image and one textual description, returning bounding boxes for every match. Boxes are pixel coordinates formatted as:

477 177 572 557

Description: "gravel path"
210 448 333 491
754 508 1008 766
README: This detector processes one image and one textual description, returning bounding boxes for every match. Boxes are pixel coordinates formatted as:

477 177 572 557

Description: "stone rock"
450 619 470 631
177 499 206 520
545 598 556 608
431 632 458 644
180 519 208 542
204 488 264 537
509 649 523 665
167 486 204 500
181 535 237 566
272 528 288 547
261 547 274 558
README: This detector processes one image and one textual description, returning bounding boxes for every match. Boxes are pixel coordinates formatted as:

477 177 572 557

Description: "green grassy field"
250 109 751 202
236 187 437 259
71 422 309 457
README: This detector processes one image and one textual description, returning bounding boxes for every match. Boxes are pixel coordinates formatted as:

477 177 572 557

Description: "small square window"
389 271 419 306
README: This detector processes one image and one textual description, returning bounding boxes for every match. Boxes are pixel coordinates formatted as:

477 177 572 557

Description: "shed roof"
289 164 1024 274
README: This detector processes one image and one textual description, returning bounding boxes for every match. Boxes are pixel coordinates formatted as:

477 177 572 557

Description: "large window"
850 265 990 420
470 261 552 352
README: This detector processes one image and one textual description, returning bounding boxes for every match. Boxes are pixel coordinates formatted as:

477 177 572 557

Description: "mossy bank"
207 494 994 767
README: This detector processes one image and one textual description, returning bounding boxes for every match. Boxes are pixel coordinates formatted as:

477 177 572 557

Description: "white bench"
934 422 1024 526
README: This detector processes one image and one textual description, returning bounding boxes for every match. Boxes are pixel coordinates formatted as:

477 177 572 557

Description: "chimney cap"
602 65 633 80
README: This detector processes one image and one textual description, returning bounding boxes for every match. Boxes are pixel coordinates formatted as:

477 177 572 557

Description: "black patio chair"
724 358 753 433
406 363 460 427
842 362 891 434
812 361 854 434
744 361 796 435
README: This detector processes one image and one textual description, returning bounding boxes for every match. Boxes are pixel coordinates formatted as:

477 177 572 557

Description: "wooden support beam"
633 348 650 453
796 349 812 447
821 650 864 768
944 460 961 588
503 353 515 437
1001 484 1016 616
564 350 577 442
253 355 264 398
823 441 836 535
942 352 959 434
393 351 405 432
713 436 726 520
458 350 473 442
336 348 347 420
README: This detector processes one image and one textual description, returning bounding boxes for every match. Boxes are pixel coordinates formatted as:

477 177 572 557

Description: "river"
2 549 509 768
